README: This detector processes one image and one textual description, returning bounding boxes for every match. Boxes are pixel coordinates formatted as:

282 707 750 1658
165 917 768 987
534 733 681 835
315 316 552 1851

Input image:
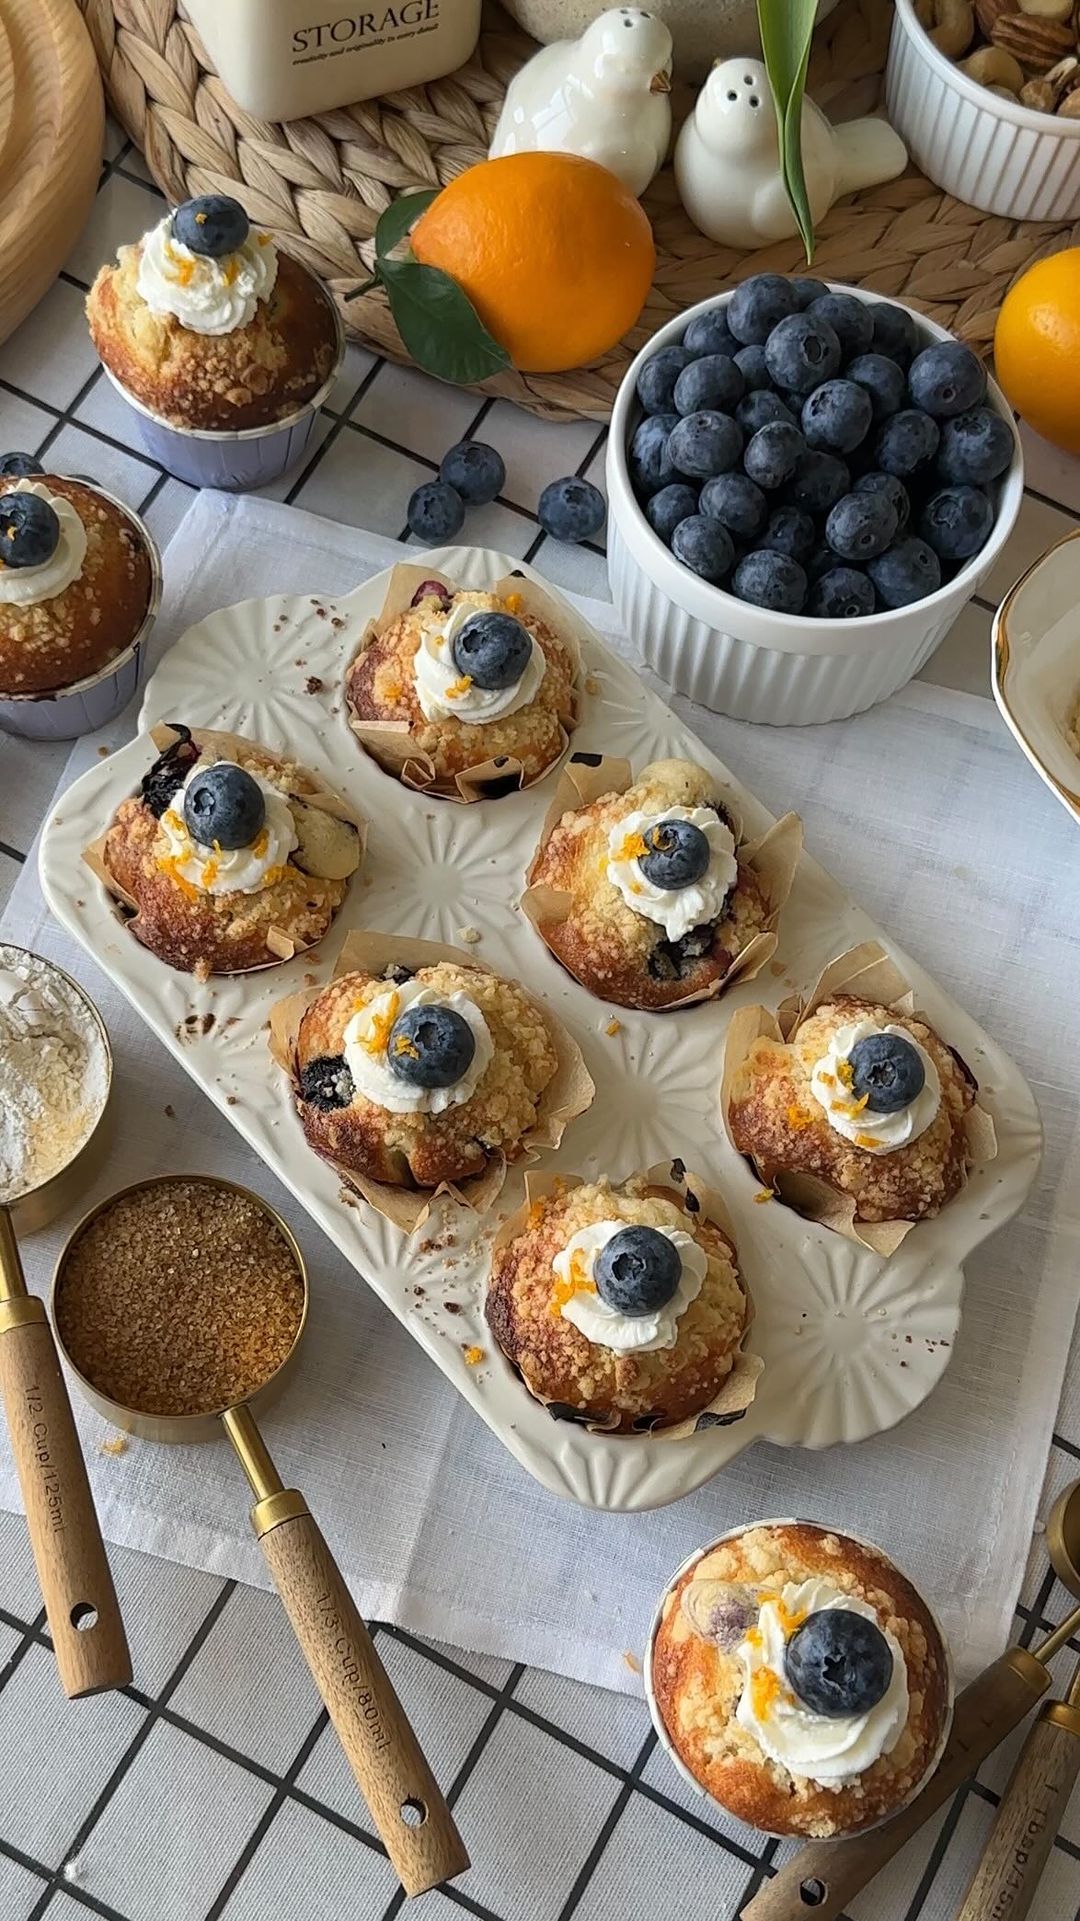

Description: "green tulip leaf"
374 188 439 260
757 0 819 263
377 257 510 385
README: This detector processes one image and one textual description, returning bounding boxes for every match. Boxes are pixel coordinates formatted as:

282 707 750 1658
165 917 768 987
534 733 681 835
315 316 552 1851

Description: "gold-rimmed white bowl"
992 528 1080 828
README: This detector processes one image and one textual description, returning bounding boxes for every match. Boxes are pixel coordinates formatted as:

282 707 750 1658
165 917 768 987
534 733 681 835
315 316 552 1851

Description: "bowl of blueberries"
606 273 1023 726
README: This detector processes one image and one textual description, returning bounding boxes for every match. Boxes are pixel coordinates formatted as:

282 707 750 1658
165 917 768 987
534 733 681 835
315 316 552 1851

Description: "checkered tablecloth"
2 128 1080 1921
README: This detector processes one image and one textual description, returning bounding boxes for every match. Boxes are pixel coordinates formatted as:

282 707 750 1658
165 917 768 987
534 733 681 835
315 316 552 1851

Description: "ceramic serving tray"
993 527 1080 829
39 548 1043 1512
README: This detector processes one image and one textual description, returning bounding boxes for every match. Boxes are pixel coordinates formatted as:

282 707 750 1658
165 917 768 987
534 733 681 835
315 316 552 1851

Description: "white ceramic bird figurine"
489 7 673 197
675 57 907 249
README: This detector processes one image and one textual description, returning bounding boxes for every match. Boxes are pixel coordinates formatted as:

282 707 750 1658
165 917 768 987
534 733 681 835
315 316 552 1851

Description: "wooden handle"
256 1499 469 1896
0 1303 131 1696
954 1704 1080 1921
742 1649 1050 1921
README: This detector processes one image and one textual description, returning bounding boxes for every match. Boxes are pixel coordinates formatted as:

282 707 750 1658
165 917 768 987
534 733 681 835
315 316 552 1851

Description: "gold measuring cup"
0 950 130 1698
52 1174 468 1900
745 1479 1080 1921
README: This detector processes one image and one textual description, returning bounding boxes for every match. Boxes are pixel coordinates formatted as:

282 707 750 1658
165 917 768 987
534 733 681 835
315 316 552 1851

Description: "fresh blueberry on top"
784 1609 894 1717
172 193 250 258
936 407 1013 486
387 1003 476 1089
758 505 816 562
638 817 712 889
451 610 532 689
853 470 910 531
636 344 691 414
298 1054 356 1112
674 354 744 417
807 291 874 359
801 379 873 455
700 470 768 539
593 1225 682 1316
438 440 505 505
874 409 940 478
848 1030 926 1111
825 490 898 561
671 514 734 582
870 301 919 368
645 482 700 544
919 484 993 561
0 492 60 569
907 341 986 418
0 451 44 477
630 412 678 498
727 274 797 346
736 389 796 437
183 762 266 850
743 421 805 490
764 313 842 395
667 410 743 481
407 481 465 542
808 565 876 619
789 275 828 310
867 536 942 607
732 549 807 614
787 450 850 515
683 309 738 358
845 352 906 422
733 344 772 392
538 476 605 543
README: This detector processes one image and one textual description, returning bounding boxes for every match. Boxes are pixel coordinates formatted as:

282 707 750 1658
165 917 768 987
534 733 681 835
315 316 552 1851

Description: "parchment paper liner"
269 928 595 1233
489 1160 762 1438
519 753 803 1009
720 939 999 1255
343 563 582 802
83 722 366 972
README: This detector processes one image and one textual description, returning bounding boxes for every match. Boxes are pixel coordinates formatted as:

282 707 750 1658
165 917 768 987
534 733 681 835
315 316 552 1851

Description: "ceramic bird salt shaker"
675 57 907 249
489 6 673 197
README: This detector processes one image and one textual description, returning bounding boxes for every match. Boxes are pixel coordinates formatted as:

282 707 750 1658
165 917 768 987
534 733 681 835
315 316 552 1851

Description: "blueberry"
736 389 796 437
438 440 504 505
674 354 744 417
388 1003 476 1090
785 1609 893 1717
849 1030 926 1111
874 409 940 478
743 421 805 490
727 273 797 346
668 410 743 481
908 341 986 418
787 450 850 514
451 611 532 688
298 1054 355 1112
801 379 873 455
700 471 768 539
854 470 911 531
867 536 942 607
732 549 807 613
758 506 815 562
733 345 772 392
183 762 266 850
593 1225 682 1316
538 476 606 543
0 491 60 569
825 490 898 561
870 301 919 368
683 310 737 358
645 482 700 544
764 314 842 395
629 413 678 498
918 484 994 562
936 407 1013 486
636 345 691 415
671 514 735 582
172 193 249 258
141 724 199 819
845 353 906 422
639 817 711 888
407 480 465 541
806 544 837 583
807 292 873 359
410 578 452 610
790 275 828 310
0 451 44 477
808 566 876 619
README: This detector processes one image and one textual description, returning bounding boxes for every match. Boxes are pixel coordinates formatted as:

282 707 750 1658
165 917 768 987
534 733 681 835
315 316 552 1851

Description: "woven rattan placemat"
77 0 1064 420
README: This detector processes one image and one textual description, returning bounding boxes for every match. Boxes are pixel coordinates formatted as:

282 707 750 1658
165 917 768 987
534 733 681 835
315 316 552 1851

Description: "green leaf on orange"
378 257 510 385
374 189 439 260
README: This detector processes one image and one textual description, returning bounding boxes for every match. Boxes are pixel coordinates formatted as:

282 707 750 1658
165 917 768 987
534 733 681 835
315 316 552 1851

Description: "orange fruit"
411 152 655 375
994 249 1080 454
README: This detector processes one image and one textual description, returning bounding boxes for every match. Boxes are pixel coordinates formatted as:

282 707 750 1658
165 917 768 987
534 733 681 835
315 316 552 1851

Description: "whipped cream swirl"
343 979 493 1116
136 215 278 335
810 1019 941 1154
413 599 546 725
735 1579 909 1787
159 762 297 896
606 806 737 943
0 480 87 608
553 1219 706 1354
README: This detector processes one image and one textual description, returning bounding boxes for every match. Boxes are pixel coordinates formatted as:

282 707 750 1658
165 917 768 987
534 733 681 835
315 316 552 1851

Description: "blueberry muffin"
486 1176 749 1431
727 994 976 1224
529 758 770 1010
292 959 561 1189
649 1522 951 1837
0 468 153 698
87 195 338 432
345 578 578 790
101 725 362 976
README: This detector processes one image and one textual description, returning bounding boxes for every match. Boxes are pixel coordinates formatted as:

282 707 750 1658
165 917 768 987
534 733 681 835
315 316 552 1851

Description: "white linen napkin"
2 492 1079 1692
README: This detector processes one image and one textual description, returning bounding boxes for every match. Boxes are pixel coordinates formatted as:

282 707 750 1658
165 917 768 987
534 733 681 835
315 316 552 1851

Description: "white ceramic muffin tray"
38 548 1043 1511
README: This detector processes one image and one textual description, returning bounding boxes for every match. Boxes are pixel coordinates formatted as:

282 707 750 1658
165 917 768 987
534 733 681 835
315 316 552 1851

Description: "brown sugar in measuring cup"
53 1174 468 1898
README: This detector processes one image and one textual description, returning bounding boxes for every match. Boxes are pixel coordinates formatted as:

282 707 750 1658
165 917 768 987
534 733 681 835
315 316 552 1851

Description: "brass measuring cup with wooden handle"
743 1481 1080 1921
51 1174 468 1900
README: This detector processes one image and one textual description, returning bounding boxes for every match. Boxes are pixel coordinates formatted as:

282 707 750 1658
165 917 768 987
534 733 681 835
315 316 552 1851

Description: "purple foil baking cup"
0 488 162 742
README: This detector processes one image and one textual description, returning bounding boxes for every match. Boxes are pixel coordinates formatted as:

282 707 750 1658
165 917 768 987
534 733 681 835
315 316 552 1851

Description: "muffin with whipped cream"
648 1521 951 1837
345 577 578 792
101 724 362 976
291 958 561 1189
528 758 769 1010
485 1175 749 1430
727 994 976 1224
